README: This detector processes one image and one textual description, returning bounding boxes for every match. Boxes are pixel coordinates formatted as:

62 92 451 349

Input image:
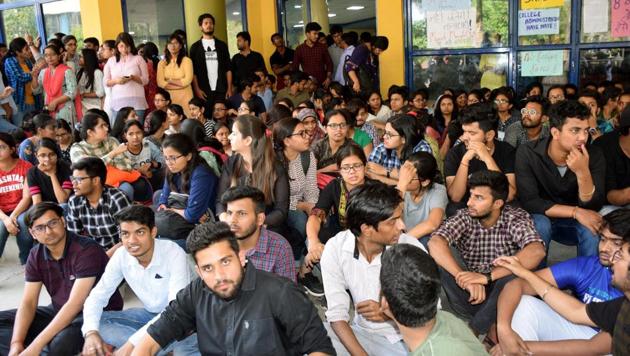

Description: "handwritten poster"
583 0 609 33
518 8 561 35
426 8 476 49
521 0 564 10
612 0 630 38
521 50 564 77
423 0 471 12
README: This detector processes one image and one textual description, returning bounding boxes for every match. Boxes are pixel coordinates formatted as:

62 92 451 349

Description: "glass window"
410 0 508 50
580 47 630 85
42 0 83 43
2 6 37 41
226 0 244 56
125 0 185 51
282 0 307 49
517 0 571 45
580 1 630 43
412 53 509 100
517 49 570 96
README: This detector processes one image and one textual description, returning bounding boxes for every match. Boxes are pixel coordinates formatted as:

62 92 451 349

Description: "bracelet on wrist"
572 206 578 220
540 285 551 300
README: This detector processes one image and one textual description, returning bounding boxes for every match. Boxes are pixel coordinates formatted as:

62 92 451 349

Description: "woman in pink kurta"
104 32 149 123
157 33 193 118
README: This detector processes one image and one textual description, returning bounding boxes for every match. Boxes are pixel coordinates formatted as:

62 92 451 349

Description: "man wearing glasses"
66 157 131 257
0 202 123 356
504 95 551 148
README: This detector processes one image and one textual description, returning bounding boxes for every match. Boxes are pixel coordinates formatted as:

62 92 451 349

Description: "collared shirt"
504 121 550 148
4 56 35 111
292 41 334 85
70 136 135 171
432 205 543 273
82 239 191 345
66 187 131 249
312 137 360 170
147 265 335 355
246 227 296 282
321 229 426 343
25 232 123 312
368 140 433 171
515 137 606 215
275 87 310 107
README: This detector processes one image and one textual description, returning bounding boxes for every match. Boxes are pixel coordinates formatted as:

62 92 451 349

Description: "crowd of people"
0 11 627 356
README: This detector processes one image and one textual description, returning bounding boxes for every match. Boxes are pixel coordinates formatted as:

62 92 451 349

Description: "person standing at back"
292 22 333 88
231 31 265 90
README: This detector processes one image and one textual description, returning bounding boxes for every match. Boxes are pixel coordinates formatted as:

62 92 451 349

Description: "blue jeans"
0 115 18 133
100 308 199 355
532 214 599 262
287 209 307 241
0 212 32 265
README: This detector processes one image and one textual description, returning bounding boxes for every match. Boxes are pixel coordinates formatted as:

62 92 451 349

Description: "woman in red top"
0 133 33 264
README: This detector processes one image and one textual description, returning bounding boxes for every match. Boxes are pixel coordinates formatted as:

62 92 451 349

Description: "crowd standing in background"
0 11 628 356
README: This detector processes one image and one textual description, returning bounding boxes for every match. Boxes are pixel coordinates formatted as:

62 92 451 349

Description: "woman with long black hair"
140 41 160 113
157 33 193 117
27 137 72 205
77 48 105 116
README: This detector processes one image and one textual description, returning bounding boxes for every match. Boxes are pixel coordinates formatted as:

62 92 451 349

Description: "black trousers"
0 305 84 355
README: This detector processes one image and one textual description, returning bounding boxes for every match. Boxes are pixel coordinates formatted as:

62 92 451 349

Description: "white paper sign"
583 0 609 33
426 8 476 49
518 8 561 36
521 50 564 77
423 0 471 12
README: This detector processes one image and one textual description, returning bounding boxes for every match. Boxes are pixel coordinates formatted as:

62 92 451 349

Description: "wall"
376 0 405 96
183 0 228 45
246 0 278 72
79 0 124 41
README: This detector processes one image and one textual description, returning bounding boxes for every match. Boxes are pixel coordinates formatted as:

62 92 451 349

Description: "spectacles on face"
0 144 10 151
36 153 57 160
339 163 364 173
521 108 539 116
327 123 346 130
549 95 565 101
238 107 249 113
31 218 62 235
164 154 184 163
70 175 93 183
289 130 309 139
383 131 400 139
494 99 509 104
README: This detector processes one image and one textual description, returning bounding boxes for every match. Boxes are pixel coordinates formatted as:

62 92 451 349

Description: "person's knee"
532 214 552 239
511 296 541 336
47 326 83 355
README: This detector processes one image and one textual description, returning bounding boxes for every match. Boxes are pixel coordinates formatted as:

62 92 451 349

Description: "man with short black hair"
380 244 487 355
81 205 196 356
227 76 267 117
504 95 550 148
547 85 566 105
429 170 545 337
321 182 425 356
334 32 358 85
83 37 100 51
388 86 408 115
293 22 334 88
328 25 344 81
275 71 309 106
131 221 335 355
516 100 606 260
0 202 123 356
269 33 294 91
66 157 131 256
220 186 296 282
491 87 520 140
231 31 266 90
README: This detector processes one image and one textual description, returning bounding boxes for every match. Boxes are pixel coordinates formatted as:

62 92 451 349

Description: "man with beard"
131 221 335 356
492 223 630 356
493 208 629 356
190 13 233 113
231 31 266 91
444 103 517 216
269 33 294 91
219 186 296 282
321 182 426 356
428 170 545 339
504 95 551 148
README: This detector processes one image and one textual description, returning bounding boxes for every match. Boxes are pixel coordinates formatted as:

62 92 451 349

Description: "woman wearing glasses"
157 33 194 118
0 132 32 265
26 137 72 205
312 109 360 174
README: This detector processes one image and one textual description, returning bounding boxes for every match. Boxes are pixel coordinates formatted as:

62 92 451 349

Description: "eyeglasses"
164 154 184 163
70 175 94 183
31 218 61 235
238 107 249 113
383 131 400 139
289 130 309 139
327 123 347 130
0 144 10 151
339 163 364 173
520 108 539 116
36 153 57 160
494 99 509 104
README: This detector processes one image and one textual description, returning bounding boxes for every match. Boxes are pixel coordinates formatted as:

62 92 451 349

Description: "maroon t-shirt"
25 232 123 312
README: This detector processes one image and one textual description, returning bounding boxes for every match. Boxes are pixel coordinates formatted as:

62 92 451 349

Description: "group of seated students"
0 18 629 356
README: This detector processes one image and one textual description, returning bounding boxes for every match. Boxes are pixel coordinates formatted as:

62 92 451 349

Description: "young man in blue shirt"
494 208 629 355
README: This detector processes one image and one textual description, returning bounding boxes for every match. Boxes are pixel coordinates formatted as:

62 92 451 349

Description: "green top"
352 129 372 148
410 311 488 356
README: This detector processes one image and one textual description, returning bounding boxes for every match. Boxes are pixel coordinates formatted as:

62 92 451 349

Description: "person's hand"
456 271 488 289
366 162 387 177
194 88 207 99
352 81 360 93
465 283 486 305
323 78 331 88
356 300 388 322
117 77 130 85
496 328 531 356
82 332 110 356
157 204 167 211
305 241 325 268
2 86 14 98
18 342 43 356
25 33 33 44
575 207 602 235
46 101 57 112
226 88 233 98
34 36 41 49
467 141 492 163
8 342 24 356
493 256 529 278
112 341 134 356
138 163 151 176
396 161 417 191
111 143 128 156
3 215 19 236
38 162 57 176
218 212 228 222
566 144 589 176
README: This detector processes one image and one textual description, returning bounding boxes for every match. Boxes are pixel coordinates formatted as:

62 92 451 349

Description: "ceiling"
281 0 376 28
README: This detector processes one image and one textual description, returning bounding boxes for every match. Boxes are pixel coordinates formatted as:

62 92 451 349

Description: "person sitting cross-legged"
81 205 198 356
379 244 487 355
0 202 123 356
428 170 545 341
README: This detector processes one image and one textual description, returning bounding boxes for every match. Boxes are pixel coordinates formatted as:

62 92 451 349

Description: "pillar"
79 0 124 41
183 0 228 45
376 0 405 96
246 0 278 73
309 0 329 31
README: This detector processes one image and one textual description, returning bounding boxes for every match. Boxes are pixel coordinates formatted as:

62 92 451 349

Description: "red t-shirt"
0 159 32 213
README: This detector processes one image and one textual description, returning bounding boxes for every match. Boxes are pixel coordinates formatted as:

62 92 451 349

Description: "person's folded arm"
10 282 42 351
524 331 611 356
515 146 555 214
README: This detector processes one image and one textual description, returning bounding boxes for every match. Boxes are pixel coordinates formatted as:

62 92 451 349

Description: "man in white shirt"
321 181 426 356
81 205 197 356
333 32 357 85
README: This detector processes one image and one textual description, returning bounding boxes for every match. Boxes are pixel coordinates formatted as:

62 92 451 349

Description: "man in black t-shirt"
444 104 516 216
269 33 294 91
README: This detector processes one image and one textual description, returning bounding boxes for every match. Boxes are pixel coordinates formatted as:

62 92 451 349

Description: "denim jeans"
0 211 33 264
100 308 199 355
532 214 599 262
287 209 308 240
0 115 18 133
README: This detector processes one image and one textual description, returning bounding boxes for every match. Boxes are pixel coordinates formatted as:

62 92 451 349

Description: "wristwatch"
484 272 493 285
386 170 391 179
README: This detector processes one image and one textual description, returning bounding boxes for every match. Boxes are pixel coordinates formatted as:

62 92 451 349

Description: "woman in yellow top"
157 33 193 117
